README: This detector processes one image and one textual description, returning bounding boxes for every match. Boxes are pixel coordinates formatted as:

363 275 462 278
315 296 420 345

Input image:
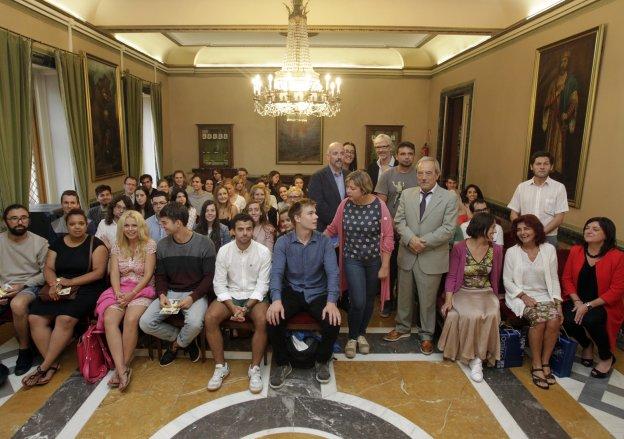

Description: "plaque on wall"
197 124 233 168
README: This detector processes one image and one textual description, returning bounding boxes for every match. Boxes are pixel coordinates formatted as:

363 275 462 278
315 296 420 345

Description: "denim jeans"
139 291 207 348
344 256 380 340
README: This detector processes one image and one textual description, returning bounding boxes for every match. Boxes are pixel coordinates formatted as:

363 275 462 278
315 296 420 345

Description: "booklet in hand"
160 299 181 315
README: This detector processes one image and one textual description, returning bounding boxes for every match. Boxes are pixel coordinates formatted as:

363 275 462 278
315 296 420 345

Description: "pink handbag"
77 323 113 383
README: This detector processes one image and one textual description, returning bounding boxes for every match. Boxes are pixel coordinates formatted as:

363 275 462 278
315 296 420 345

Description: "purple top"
445 240 503 294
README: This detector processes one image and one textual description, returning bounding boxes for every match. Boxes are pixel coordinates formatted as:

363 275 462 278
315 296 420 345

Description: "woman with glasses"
96 194 134 249
343 142 358 172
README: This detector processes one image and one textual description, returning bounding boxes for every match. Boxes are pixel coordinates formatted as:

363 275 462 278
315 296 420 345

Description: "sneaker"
14 349 33 376
185 338 201 363
315 361 331 384
159 346 178 367
469 358 483 382
383 329 410 342
269 364 292 389
207 363 230 391
357 336 370 355
344 339 357 358
248 365 263 394
0 363 8 387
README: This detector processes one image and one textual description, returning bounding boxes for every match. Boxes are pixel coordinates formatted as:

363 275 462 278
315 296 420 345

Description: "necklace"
585 248 601 258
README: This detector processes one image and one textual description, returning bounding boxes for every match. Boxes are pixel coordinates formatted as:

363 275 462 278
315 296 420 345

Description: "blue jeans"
344 256 380 340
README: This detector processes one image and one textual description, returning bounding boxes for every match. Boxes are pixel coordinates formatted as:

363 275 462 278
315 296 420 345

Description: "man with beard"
307 142 347 232
0 204 48 375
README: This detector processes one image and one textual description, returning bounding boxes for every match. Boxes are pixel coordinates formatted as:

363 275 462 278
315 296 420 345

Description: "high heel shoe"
590 356 616 379
580 358 594 367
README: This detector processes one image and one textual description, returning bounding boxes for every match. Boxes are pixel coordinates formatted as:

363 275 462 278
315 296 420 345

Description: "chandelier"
251 0 342 121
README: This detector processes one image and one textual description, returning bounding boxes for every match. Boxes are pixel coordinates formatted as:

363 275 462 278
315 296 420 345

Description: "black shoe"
159 346 178 367
315 361 331 384
0 363 8 386
269 364 292 389
14 349 33 376
185 338 201 363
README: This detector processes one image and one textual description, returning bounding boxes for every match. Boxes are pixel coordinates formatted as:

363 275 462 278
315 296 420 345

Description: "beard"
8 225 27 236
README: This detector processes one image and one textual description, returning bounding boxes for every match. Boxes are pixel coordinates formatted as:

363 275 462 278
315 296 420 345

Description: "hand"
378 265 389 280
572 301 589 325
5 283 25 297
159 294 171 308
322 302 341 326
57 277 73 287
520 294 538 308
118 292 134 307
266 300 285 326
441 295 453 317
230 306 246 322
178 296 194 310
408 236 426 254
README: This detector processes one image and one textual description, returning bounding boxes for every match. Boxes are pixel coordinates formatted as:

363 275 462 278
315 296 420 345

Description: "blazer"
503 243 561 317
308 165 346 232
445 240 503 295
367 159 396 189
394 186 457 274
562 245 624 349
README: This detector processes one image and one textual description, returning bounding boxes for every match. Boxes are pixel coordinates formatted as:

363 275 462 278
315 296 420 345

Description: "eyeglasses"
6 215 29 222
375 145 390 150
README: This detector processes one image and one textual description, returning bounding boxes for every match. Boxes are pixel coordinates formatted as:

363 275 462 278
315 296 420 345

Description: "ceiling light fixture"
251 0 341 121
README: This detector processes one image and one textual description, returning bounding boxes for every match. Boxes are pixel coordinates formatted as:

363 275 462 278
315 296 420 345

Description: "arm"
561 247 578 299
444 245 460 293
548 247 562 302
597 253 624 306
543 213 564 235
269 238 287 302
324 200 345 238
323 237 340 303
420 195 458 248
110 253 122 295
394 191 416 247
43 250 58 287
189 249 216 303
250 250 271 302
24 240 49 287
508 186 521 221
308 173 332 227
503 247 523 298
213 251 231 302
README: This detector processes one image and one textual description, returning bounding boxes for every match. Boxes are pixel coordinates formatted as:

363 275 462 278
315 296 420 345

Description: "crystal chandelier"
251 0 341 121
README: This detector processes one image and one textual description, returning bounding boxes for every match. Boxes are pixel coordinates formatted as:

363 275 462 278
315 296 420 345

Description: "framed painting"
83 54 126 180
365 125 403 168
525 26 604 207
276 116 323 164
197 124 233 168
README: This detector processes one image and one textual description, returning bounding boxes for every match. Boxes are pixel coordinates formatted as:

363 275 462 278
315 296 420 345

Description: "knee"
103 311 118 328
203 313 221 330
123 313 141 329
252 316 267 333
56 315 77 329
185 316 204 333
139 314 155 333
546 318 561 332
10 296 29 315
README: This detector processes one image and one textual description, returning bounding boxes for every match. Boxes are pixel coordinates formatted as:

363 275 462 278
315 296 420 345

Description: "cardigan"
562 245 624 349
325 196 395 307
503 243 561 317
444 240 503 295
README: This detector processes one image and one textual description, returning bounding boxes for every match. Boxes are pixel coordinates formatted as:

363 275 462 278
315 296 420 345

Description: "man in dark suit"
367 133 396 188
307 142 346 232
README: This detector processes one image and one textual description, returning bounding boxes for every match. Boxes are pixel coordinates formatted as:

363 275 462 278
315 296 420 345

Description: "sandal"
542 364 556 385
580 358 594 367
21 366 45 387
591 356 616 379
531 367 549 390
118 368 133 392
108 373 120 388
36 364 60 386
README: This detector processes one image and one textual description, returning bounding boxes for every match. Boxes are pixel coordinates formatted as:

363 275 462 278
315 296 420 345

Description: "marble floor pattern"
0 315 623 438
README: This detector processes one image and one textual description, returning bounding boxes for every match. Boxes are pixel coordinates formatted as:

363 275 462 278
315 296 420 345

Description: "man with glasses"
0 204 48 375
455 199 504 245
367 134 397 188
146 191 169 242
124 176 138 203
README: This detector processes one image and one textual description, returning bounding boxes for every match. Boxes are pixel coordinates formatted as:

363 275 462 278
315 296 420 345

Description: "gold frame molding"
524 25 604 208
82 52 127 181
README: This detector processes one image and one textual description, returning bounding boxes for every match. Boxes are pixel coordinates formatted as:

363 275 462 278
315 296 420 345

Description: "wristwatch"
584 302 593 310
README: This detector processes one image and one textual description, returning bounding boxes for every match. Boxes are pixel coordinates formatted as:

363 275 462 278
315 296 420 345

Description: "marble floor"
0 308 623 439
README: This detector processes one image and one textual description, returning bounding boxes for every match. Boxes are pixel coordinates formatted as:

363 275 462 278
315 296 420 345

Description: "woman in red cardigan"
562 217 624 379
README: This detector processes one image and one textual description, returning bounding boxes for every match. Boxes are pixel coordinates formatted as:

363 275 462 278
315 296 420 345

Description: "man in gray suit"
384 157 457 355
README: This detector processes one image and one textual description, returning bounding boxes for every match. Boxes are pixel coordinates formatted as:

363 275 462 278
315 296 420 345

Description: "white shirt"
213 240 272 302
233 194 247 212
419 183 437 209
377 156 396 174
95 219 117 249
508 177 568 236
519 251 551 303
460 221 504 246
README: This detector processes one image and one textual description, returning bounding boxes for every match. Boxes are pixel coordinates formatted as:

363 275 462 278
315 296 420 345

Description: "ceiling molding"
415 34 437 49
162 32 183 47
164 66 433 78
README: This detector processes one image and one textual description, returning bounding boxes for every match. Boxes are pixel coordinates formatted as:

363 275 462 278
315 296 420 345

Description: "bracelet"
573 299 582 303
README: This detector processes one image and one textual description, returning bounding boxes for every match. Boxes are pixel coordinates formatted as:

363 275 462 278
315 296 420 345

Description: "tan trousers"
395 264 442 340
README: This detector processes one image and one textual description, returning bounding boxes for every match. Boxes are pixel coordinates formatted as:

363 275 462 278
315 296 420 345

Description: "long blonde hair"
250 184 272 211
115 210 150 260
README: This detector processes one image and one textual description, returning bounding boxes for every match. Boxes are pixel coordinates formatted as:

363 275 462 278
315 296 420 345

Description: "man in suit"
307 142 346 232
384 157 457 355
367 134 396 189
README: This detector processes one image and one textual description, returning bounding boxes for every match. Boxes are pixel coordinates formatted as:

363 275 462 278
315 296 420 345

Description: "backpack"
77 323 113 383
286 333 319 369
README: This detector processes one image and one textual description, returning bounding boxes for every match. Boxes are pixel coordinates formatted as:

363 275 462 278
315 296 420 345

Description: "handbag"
40 236 94 302
550 328 578 378
77 323 113 383
496 325 524 368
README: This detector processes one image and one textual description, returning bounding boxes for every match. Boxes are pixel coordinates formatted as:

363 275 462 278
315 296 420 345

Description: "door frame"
436 82 474 189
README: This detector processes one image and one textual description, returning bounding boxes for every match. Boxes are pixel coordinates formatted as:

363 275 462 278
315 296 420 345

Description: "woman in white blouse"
504 214 562 390
95 194 133 249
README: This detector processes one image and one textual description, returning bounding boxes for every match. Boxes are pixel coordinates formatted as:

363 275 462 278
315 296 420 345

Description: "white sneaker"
248 365 263 394
207 363 230 391
469 358 483 382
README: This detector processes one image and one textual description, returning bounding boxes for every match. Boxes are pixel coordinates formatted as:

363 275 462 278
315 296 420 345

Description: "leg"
104 307 126 375
306 295 341 363
267 291 305 366
528 322 546 372
542 317 561 366
581 307 613 372
562 301 592 349
28 314 53 357
359 257 381 336
395 267 415 333
122 306 148 366
204 301 232 365
178 296 208 348
413 264 442 341
248 302 269 367
139 295 179 343
344 258 366 340
10 291 36 349
40 315 78 371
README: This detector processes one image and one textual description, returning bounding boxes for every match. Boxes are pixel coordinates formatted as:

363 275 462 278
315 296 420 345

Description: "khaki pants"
395 264 442 340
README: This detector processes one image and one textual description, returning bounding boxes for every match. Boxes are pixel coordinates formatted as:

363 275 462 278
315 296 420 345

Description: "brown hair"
345 170 373 195
288 198 317 224
511 214 546 246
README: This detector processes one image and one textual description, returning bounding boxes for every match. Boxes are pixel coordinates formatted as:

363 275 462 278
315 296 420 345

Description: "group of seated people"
0 143 622 394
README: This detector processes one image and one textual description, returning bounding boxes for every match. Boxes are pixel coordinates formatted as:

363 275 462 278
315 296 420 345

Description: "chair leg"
263 349 268 366
200 335 207 363
157 338 163 360
146 333 153 360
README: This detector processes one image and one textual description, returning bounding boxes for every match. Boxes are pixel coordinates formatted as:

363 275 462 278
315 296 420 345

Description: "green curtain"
0 29 33 210
54 50 90 207
150 82 163 179
123 74 143 177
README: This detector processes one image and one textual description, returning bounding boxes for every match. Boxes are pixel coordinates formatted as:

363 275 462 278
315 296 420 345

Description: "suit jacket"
394 186 457 274
308 166 346 232
367 159 396 189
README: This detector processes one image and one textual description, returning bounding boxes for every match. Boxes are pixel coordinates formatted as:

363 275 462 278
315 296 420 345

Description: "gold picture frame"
83 53 127 181
524 25 604 208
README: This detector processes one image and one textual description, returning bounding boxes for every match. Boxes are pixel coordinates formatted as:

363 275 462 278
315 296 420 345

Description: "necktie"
420 191 431 220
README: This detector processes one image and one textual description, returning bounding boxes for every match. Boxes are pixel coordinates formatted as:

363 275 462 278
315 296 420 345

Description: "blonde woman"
232 175 249 204
224 178 246 212
216 186 239 229
246 201 276 251
250 184 278 228
95 211 157 391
